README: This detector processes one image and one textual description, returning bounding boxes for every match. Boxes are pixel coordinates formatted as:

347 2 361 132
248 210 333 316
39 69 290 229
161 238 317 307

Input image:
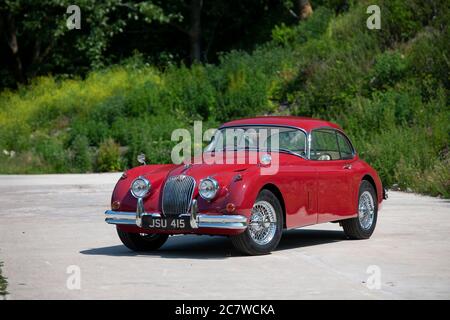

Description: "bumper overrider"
105 199 248 230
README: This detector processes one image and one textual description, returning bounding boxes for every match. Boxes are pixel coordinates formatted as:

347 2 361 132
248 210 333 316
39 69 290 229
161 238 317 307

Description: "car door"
310 128 355 223
265 127 318 228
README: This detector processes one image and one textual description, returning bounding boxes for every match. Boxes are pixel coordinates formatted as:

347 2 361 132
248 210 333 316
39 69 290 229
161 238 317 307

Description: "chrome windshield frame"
208 124 309 160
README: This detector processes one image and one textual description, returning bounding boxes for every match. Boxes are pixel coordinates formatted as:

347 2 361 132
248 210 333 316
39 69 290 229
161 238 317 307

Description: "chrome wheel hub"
358 191 375 230
248 201 277 245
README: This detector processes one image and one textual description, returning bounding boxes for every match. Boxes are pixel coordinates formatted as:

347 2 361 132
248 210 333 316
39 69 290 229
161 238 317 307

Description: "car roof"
220 116 342 132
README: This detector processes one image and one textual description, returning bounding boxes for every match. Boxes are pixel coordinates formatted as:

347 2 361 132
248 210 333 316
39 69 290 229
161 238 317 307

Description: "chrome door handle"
343 164 352 170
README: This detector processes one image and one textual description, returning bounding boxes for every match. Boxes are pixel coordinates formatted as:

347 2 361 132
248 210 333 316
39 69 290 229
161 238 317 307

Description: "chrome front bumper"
105 211 247 230
105 210 247 230
104 200 247 230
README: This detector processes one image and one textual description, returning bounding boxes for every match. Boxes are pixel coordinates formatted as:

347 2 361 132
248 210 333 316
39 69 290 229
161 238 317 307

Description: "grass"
0 0 448 197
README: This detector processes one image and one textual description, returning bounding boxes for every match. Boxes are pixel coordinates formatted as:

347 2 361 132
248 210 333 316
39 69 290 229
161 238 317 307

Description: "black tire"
116 226 169 252
231 189 283 255
341 180 378 239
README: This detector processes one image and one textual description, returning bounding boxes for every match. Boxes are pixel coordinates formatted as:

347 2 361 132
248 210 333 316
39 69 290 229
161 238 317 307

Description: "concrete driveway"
0 173 449 299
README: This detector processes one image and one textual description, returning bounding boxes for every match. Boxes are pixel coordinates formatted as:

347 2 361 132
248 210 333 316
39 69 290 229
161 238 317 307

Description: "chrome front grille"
162 175 196 216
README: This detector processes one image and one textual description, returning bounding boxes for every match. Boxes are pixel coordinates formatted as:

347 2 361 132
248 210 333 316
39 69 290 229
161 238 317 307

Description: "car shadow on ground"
80 229 346 260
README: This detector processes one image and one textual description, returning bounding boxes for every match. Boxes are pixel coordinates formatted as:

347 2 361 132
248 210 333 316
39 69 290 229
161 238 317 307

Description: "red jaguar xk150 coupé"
105 116 387 255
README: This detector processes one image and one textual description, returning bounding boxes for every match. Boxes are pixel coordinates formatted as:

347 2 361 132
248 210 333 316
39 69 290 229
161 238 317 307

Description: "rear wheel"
116 226 169 251
231 190 283 255
341 180 378 239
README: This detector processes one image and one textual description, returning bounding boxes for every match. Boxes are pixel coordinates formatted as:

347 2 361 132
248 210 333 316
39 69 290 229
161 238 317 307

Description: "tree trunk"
1 13 26 84
298 0 313 20
189 0 202 63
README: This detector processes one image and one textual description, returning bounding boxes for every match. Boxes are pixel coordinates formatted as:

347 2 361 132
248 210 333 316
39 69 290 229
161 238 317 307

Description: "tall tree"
0 12 25 83
0 0 176 87
189 0 203 63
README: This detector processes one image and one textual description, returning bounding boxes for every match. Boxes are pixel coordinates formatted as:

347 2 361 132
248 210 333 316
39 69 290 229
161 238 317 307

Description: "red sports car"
105 116 387 255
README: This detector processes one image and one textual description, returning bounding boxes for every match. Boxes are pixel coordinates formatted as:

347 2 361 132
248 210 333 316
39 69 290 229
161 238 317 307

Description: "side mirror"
137 153 146 165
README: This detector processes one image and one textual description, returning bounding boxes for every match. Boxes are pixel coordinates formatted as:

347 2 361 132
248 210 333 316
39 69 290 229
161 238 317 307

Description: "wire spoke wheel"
248 200 277 246
342 180 378 240
358 191 375 230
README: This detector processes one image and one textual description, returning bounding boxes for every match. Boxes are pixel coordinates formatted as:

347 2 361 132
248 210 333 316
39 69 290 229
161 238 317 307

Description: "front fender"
197 166 276 218
111 164 178 212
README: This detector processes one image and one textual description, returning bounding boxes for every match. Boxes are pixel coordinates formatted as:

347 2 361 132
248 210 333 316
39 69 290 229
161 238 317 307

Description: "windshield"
205 126 307 157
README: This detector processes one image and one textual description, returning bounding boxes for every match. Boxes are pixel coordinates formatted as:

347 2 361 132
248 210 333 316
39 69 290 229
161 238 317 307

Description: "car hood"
111 151 284 212
166 150 277 182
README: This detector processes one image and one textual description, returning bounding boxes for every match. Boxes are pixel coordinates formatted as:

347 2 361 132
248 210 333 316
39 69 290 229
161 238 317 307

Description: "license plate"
141 216 191 230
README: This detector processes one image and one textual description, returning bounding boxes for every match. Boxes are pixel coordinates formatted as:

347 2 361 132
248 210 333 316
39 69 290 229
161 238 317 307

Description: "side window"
264 129 306 156
310 130 340 160
336 132 354 160
278 130 306 155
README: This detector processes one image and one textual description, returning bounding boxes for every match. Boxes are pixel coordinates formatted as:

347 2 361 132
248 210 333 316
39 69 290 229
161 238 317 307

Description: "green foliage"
368 52 408 90
0 0 178 87
34 132 70 173
0 0 300 88
213 50 277 121
0 0 448 197
162 65 217 120
96 138 122 172
272 7 334 46
70 135 92 172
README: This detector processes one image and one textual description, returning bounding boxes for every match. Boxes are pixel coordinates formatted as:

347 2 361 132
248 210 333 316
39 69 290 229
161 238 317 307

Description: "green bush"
162 65 217 120
271 7 334 46
368 52 408 90
34 133 70 173
96 138 122 172
70 135 92 172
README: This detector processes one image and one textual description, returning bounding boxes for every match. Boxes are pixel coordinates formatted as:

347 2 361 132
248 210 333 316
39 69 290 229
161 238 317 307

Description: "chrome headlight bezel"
198 177 219 201
130 176 151 198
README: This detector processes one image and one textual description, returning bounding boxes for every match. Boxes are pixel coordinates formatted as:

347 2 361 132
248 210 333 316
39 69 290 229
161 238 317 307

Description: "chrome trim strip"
104 210 247 230
219 124 308 136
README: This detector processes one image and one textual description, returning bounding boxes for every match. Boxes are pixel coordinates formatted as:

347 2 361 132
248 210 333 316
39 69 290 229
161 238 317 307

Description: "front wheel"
116 226 169 252
341 180 378 239
231 190 283 255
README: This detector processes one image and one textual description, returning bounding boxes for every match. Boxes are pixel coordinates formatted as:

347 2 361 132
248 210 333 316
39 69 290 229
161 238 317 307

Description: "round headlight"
199 177 219 200
130 177 151 198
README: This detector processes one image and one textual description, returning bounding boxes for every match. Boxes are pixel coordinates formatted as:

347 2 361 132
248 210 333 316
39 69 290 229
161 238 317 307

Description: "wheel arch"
362 174 378 200
260 183 287 229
